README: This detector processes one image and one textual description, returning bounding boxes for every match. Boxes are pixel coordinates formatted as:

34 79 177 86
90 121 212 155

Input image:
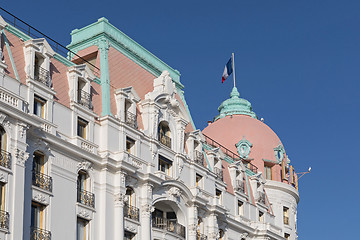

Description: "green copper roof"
214 87 257 121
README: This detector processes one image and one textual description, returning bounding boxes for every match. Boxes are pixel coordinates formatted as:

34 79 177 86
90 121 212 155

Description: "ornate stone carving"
33 194 46 204
13 148 29 166
0 173 6 183
239 232 249 240
120 171 127 186
124 223 136 233
114 193 126 207
141 204 154 217
167 187 181 198
188 223 197 234
0 113 7 125
208 232 219 239
78 210 90 219
77 161 93 172
18 123 29 139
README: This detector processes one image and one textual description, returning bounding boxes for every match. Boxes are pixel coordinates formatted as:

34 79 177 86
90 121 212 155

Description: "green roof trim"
67 17 183 89
214 87 257 121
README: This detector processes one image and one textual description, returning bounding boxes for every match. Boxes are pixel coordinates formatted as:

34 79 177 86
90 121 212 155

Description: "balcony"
194 150 205 167
32 171 53 192
0 149 11 170
152 217 185 238
235 180 245 193
158 133 171 149
197 233 208 240
214 167 223 181
125 111 137 129
0 210 9 232
124 204 139 221
30 227 51 240
34 67 51 87
77 189 95 208
257 192 266 205
284 216 289 225
77 90 93 110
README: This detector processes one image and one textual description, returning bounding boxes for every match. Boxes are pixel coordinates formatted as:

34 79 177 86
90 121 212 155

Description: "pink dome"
202 114 286 182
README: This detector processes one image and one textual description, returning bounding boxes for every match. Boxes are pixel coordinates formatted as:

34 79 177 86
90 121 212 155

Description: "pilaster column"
114 193 126 239
140 183 154 240
11 122 29 240
187 205 198 240
98 38 112 116
208 213 219 240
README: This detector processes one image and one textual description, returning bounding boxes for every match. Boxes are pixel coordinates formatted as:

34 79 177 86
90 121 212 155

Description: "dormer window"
158 121 171 148
24 38 55 89
125 99 137 128
34 54 50 87
77 78 92 110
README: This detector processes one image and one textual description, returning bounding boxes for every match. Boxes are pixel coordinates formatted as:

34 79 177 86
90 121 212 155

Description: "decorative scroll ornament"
114 193 127 207
239 232 249 240
236 136 253 159
141 204 154 216
167 186 181 198
77 161 93 172
33 194 46 204
13 148 29 166
274 143 285 163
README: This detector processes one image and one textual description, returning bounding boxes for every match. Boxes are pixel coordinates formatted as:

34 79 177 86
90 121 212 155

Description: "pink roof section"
3 30 26 84
51 58 70 107
203 114 285 182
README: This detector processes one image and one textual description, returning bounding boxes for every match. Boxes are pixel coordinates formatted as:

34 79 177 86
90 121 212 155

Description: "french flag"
222 57 233 83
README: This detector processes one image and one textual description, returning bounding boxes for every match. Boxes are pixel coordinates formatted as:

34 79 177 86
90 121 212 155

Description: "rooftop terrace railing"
0 7 100 77
202 133 258 173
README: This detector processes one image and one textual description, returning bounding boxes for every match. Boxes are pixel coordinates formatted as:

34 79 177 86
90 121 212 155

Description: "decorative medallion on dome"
214 87 257 121
236 136 253 159
274 144 285 163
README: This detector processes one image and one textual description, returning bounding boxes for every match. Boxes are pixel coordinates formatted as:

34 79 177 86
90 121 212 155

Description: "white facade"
0 14 299 240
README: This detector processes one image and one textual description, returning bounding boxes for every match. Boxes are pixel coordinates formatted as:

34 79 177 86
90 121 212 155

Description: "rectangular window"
283 206 289 225
264 165 272 180
196 174 202 187
216 189 222 205
31 202 45 229
259 211 264 222
77 217 88 240
34 95 46 118
126 137 135 154
158 155 172 176
77 118 88 139
238 200 243 216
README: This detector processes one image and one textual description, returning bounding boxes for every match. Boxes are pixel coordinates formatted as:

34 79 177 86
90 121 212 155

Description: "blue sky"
3 0 359 238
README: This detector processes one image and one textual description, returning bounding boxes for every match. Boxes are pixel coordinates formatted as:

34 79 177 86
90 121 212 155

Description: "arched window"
77 170 94 208
125 187 136 207
158 121 171 148
0 127 6 151
0 127 10 169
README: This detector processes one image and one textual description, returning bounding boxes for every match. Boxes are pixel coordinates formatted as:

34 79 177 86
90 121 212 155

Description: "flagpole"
232 53 236 88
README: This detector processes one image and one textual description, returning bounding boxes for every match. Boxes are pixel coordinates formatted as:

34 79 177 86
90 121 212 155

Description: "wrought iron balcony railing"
235 180 245 193
257 192 266 205
283 216 289 225
194 150 205 167
77 90 93 110
32 171 53 192
0 149 11 169
196 232 208 240
30 227 51 240
77 189 95 208
0 210 9 231
124 204 139 221
158 133 171 148
34 66 51 87
152 217 186 238
214 167 223 181
125 111 137 129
